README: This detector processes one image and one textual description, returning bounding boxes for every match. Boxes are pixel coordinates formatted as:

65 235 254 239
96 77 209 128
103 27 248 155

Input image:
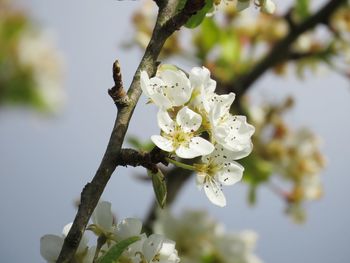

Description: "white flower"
40 223 91 263
188 66 216 113
140 68 192 109
125 234 180 263
115 218 143 241
151 106 214 159
209 98 254 154
91 201 115 235
195 144 246 207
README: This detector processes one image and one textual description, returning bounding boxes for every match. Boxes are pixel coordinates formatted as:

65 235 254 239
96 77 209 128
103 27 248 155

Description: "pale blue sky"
0 1 350 262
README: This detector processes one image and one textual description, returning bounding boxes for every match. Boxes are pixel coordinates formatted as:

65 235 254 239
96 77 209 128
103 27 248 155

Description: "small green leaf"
148 169 167 208
185 0 214 29
98 236 140 263
127 136 155 152
295 0 310 19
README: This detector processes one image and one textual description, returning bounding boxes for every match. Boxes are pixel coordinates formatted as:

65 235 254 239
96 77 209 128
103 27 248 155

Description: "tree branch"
232 0 346 100
56 1 205 262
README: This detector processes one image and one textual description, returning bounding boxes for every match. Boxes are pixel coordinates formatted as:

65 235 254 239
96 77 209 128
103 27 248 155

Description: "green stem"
165 157 197 171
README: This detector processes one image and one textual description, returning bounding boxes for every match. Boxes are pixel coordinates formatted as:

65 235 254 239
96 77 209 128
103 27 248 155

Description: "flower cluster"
41 201 180 263
154 209 263 263
141 65 254 207
246 98 326 222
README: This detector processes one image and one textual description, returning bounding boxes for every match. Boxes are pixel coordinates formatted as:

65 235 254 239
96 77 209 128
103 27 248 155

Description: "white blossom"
40 223 91 263
195 144 246 207
188 66 216 113
115 217 143 241
140 68 192 109
91 201 115 235
151 107 214 159
123 234 180 263
209 98 254 154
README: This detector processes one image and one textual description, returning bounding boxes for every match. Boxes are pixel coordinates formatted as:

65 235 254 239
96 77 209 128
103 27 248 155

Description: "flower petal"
175 145 200 159
176 106 202 133
189 137 215 156
159 69 192 106
157 110 175 134
142 234 164 262
151 135 174 152
91 201 114 233
217 161 244 186
40 234 63 262
209 93 235 120
189 66 216 94
140 71 151 97
204 179 226 207
116 218 142 241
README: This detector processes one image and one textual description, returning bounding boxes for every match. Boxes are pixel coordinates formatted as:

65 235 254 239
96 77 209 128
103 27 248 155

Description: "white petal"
116 218 142 241
217 161 244 186
176 106 202 133
189 66 216 94
210 143 252 163
140 71 151 97
142 234 164 262
209 93 235 120
150 90 173 109
157 110 175 134
40 234 63 262
62 222 72 237
204 179 226 207
175 145 200 159
189 137 215 156
159 70 192 106
91 201 114 233
236 0 250 11
151 135 174 152
196 172 206 189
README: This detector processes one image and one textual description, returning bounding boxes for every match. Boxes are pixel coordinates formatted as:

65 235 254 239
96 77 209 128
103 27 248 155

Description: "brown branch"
232 0 346 100
117 147 168 173
56 1 205 262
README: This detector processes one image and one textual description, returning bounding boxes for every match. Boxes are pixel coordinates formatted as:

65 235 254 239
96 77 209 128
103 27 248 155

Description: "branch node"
108 60 130 108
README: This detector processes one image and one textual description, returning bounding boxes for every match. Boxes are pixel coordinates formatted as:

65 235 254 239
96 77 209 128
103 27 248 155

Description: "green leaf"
185 0 214 29
127 136 155 152
98 236 140 263
295 0 310 19
148 169 167 208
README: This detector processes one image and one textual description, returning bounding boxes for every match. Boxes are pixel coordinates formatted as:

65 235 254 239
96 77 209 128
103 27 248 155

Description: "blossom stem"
165 157 197 171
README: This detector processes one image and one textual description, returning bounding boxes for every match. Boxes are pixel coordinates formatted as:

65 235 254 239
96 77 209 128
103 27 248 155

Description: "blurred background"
0 0 349 262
